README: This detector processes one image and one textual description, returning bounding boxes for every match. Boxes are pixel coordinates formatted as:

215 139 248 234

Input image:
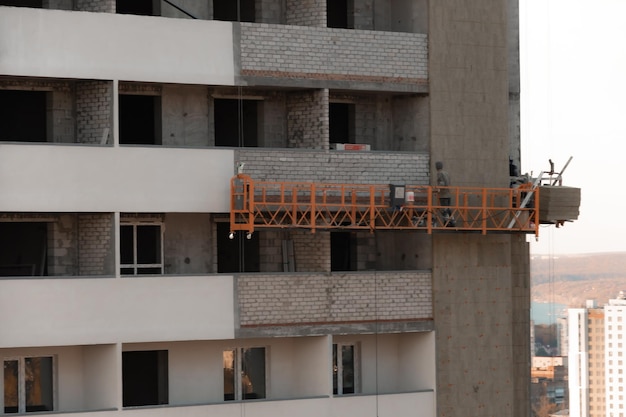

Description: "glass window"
3 357 54 413
333 343 360 395
120 223 163 275
223 347 266 401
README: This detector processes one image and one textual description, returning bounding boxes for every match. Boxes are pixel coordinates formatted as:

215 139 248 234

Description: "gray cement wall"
429 2 510 189
162 85 210 147
163 213 213 275
433 234 529 417
428 1 529 417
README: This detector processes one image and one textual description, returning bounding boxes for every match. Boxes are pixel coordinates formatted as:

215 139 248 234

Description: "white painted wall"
0 144 234 213
0 276 235 348
0 7 235 85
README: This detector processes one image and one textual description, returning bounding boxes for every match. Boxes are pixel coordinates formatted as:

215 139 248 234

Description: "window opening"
0 0 42 7
327 0 353 29
3 356 54 413
217 222 259 272
116 0 160 15
122 350 168 407
0 90 47 142
333 343 359 395
119 95 162 145
223 347 266 401
120 223 163 275
331 232 356 271
329 103 355 145
214 98 258 147
213 0 255 22
0 222 48 276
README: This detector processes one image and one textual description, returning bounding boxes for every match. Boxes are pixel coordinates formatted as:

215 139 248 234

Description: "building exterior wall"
78 213 115 276
0 2 525 416
240 23 428 86
286 89 329 149
285 0 325 26
235 148 429 184
76 80 112 144
237 270 432 327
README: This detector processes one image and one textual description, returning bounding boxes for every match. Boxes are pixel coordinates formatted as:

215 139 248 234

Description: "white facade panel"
0 7 236 85
0 275 235 347
0 144 234 213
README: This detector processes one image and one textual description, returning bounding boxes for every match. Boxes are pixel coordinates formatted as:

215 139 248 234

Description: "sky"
520 0 626 255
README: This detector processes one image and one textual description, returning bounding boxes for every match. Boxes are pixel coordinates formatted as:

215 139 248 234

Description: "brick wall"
237 270 432 326
285 0 325 26
291 230 330 272
50 89 75 143
259 93 287 147
75 0 115 12
48 214 77 276
43 0 73 10
76 81 112 144
258 229 330 273
286 89 328 149
78 214 114 276
240 24 428 84
235 148 430 185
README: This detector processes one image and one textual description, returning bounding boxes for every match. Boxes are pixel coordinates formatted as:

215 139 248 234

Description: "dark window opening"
122 350 168 407
116 0 160 16
329 103 355 145
213 0 255 22
120 224 163 275
327 0 353 29
217 223 259 273
119 95 162 145
0 0 42 7
0 223 48 276
0 90 47 142
214 99 258 147
331 232 356 271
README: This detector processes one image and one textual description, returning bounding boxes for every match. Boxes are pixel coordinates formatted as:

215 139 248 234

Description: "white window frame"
2 356 56 414
223 347 268 401
120 221 164 275
333 342 361 396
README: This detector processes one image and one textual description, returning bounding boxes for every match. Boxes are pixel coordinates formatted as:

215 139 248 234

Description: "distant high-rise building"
568 299 608 417
605 292 626 416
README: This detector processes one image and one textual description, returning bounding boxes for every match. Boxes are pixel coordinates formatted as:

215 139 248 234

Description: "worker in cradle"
435 161 454 225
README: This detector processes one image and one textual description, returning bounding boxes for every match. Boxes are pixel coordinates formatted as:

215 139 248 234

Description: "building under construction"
0 1 578 416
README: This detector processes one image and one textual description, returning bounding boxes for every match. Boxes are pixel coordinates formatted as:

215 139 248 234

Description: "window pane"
25 357 53 412
341 345 355 394
120 225 134 264
223 350 235 401
242 348 265 400
332 344 338 395
137 267 162 275
4 360 18 413
136 225 161 264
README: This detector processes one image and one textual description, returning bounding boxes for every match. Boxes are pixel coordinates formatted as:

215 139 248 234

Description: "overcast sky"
520 0 626 255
